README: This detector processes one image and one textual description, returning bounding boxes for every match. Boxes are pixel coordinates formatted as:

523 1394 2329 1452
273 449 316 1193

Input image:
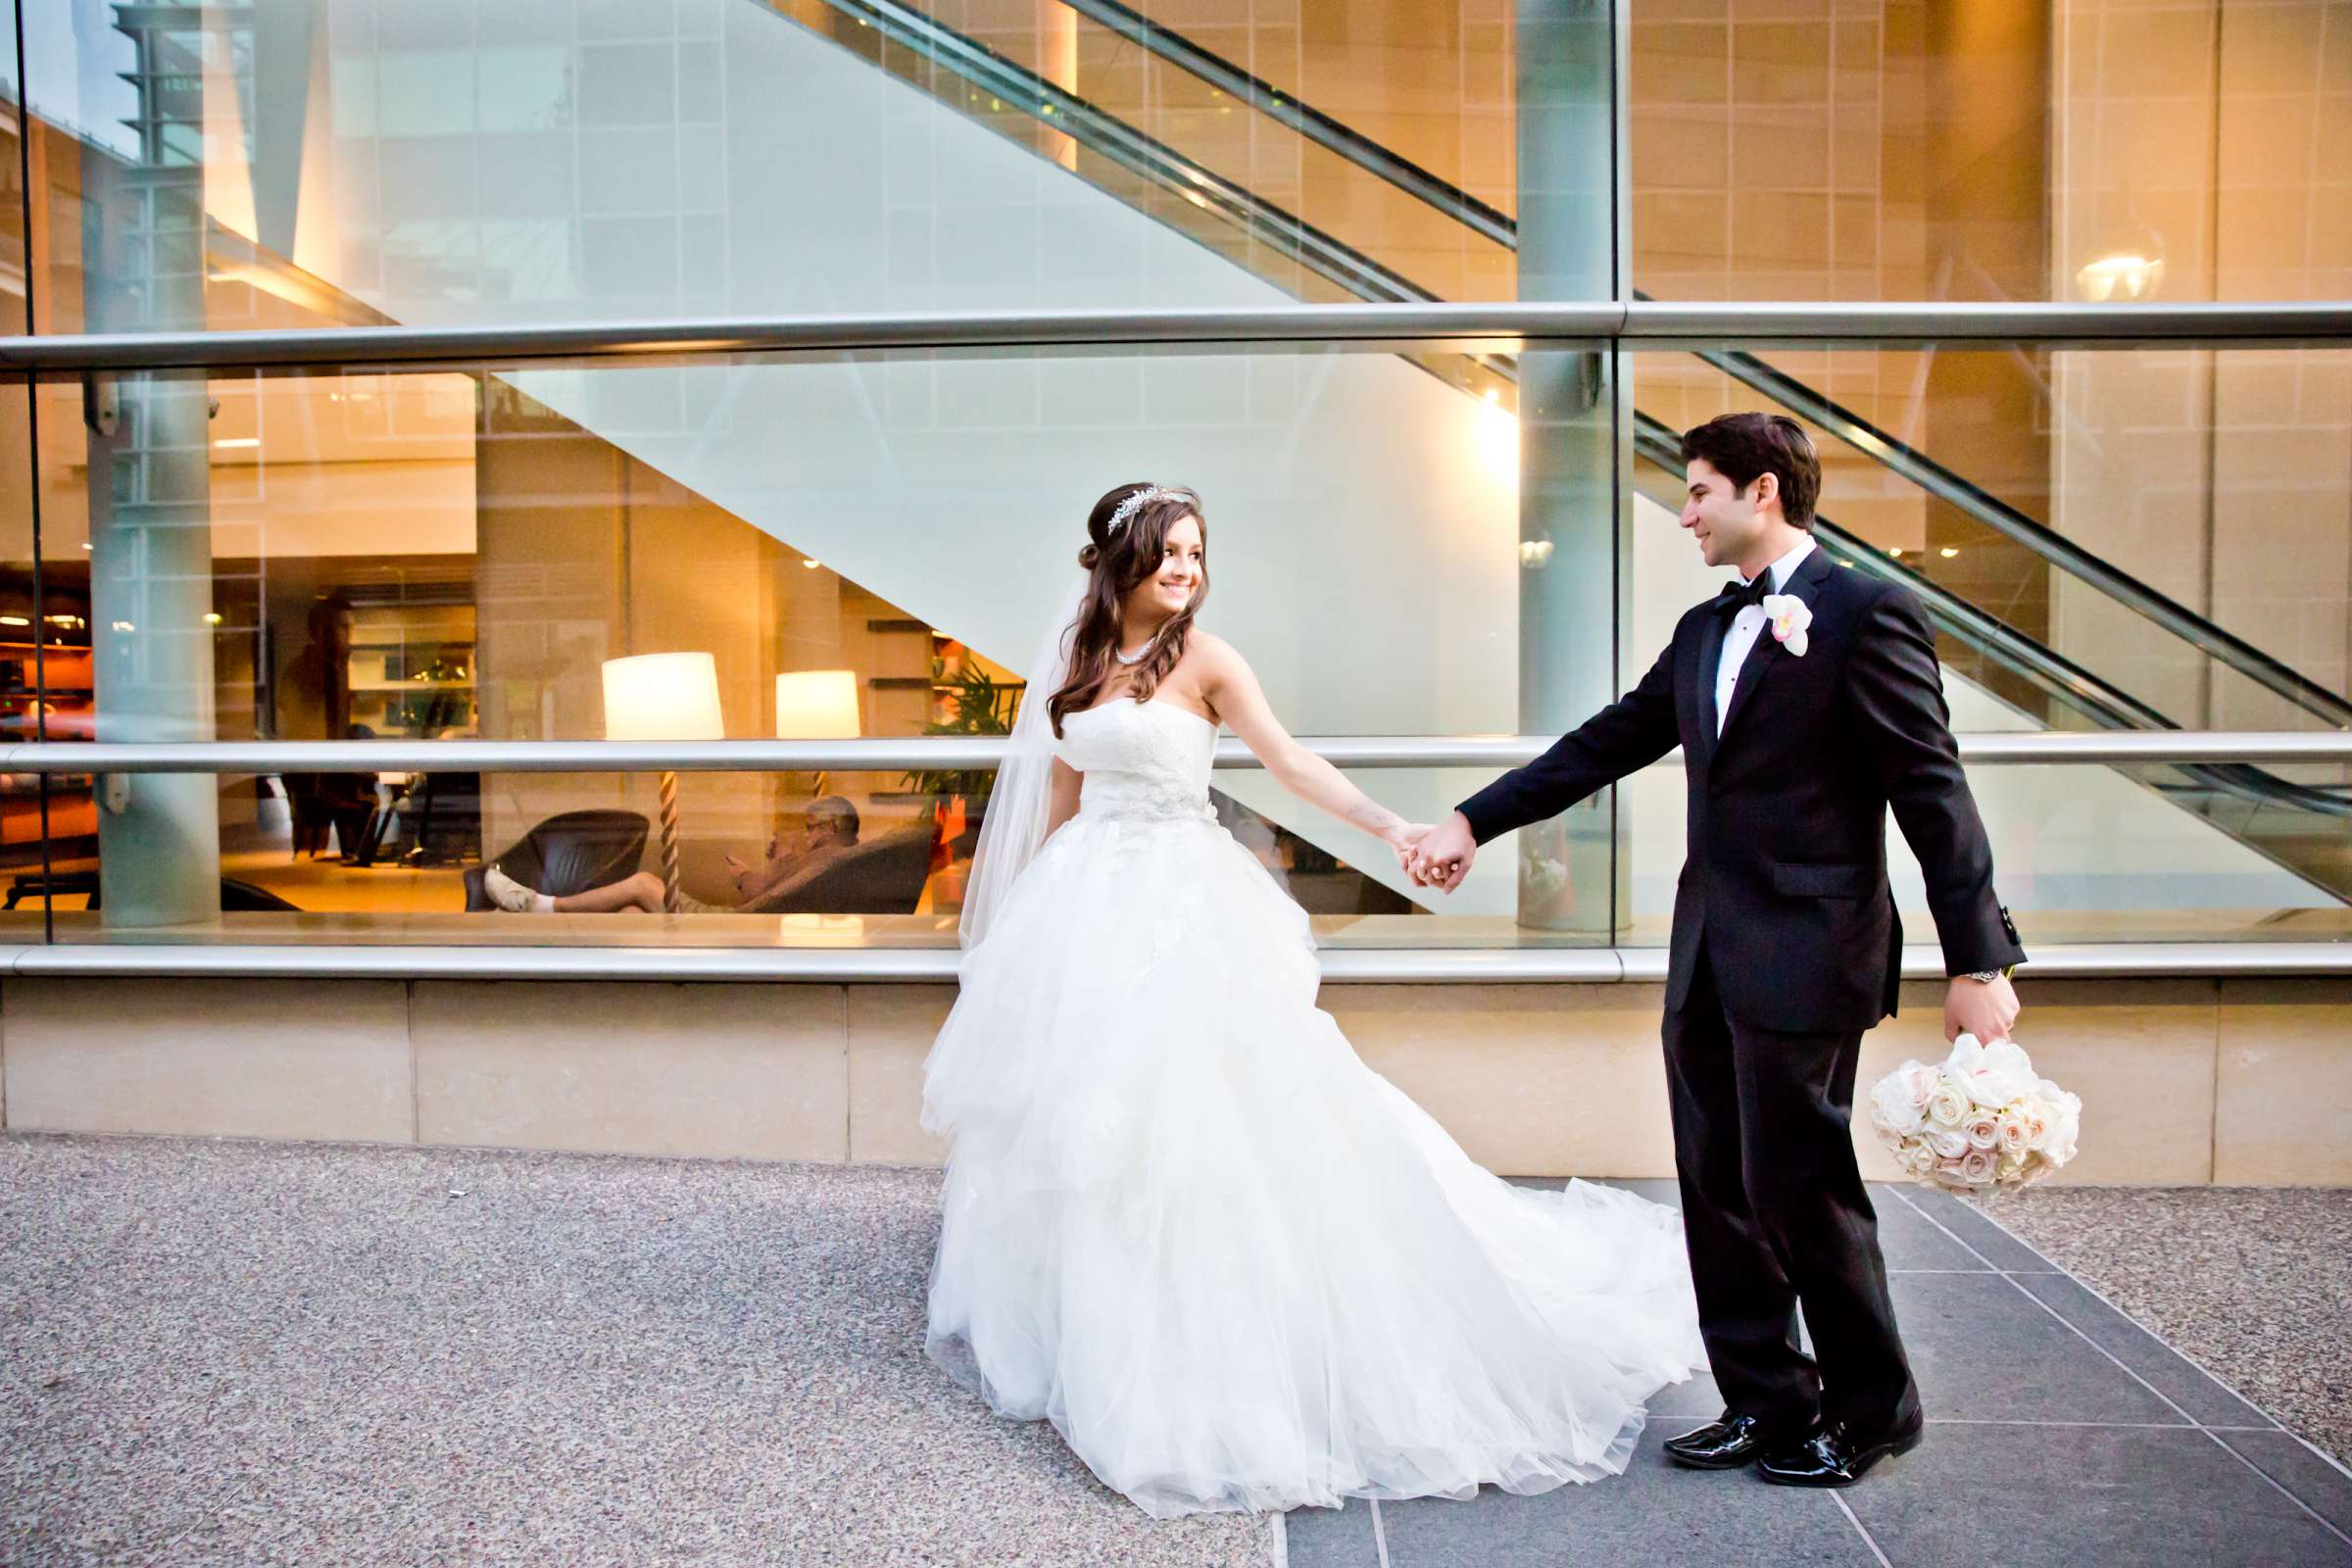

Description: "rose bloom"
1968 1040 2037 1107
1996 1116 2033 1154
1926 1128 1970 1161
1870 1072 1930 1138
1964 1115 2001 1151
1958 1148 1998 1184
1926 1083 1971 1129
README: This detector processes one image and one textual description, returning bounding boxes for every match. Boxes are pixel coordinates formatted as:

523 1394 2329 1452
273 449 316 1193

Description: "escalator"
774 0 2352 901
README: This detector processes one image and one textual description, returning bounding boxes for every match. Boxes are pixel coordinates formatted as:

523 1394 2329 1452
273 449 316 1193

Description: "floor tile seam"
1890 1185 2351 1544
1947 1189 2295 1439
1929 1183 2288 1431
1368 1496 1393 1568
1925 1418 2272 1431
2288 1435 2352 1486
1830 1490 1896 1568
1890 1184 2284 1430
1986 1256 2291 1432
1887 1185 2216 1423
2204 1429 2352 1552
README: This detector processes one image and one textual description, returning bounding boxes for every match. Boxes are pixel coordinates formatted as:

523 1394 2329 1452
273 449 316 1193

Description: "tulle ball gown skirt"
922 764 1704 1518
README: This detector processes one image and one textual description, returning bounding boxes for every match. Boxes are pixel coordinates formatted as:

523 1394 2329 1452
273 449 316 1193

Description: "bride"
921 482 1705 1519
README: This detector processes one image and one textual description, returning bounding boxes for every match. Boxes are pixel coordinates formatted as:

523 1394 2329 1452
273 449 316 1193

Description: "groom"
1409 413 2026 1487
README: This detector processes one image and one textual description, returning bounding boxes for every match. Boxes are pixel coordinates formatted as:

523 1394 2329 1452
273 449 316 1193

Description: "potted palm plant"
903 656 1022 863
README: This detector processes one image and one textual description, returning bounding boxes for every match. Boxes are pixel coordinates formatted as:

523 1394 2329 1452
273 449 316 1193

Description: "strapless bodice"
1054 699 1218 824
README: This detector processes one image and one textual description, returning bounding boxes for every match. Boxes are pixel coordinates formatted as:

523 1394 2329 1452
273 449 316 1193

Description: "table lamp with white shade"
603 652 724 913
774 669 860 797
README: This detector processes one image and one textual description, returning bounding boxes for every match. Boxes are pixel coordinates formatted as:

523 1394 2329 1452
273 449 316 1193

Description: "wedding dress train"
922 696 1706 1518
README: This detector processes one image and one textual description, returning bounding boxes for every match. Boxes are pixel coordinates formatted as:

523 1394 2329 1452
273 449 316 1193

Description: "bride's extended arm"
1194 634 1421 852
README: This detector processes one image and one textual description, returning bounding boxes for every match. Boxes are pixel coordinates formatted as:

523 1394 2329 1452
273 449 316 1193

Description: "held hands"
1943 971 2021 1044
1399 811 1478 893
1384 822 1430 880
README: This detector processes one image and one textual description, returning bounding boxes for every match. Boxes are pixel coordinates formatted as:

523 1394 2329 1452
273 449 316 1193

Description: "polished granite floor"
4 1133 2346 1567
1290 1179 2352 1568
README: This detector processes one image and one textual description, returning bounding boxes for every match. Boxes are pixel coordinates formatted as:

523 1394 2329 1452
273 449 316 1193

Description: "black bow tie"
1717 573 1772 614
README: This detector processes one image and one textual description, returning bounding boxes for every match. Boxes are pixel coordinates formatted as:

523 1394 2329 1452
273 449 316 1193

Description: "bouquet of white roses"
1866 1034 2080 1193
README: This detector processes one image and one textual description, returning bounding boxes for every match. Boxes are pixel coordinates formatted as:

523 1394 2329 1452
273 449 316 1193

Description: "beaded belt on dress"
1076 778 1217 823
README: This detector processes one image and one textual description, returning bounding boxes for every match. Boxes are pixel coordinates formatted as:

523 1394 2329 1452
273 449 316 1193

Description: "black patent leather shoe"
1663 1412 1789 1470
1755 1416 1925 1488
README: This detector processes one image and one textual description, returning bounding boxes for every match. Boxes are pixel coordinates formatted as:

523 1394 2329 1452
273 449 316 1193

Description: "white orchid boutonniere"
1761 593 1812 658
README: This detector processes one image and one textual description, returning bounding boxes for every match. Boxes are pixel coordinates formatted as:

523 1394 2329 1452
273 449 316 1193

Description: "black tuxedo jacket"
1457 545 2026 1033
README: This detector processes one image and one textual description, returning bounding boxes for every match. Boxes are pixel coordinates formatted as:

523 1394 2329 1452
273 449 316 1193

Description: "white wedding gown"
921 697 1706 1518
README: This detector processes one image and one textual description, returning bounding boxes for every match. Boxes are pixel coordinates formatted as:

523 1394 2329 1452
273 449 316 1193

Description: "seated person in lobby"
481 796 862 914
721 796 860 902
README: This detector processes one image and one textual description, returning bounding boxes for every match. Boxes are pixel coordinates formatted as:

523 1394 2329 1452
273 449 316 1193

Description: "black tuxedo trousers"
1457 546 2026 1435
1665 946 1915 1434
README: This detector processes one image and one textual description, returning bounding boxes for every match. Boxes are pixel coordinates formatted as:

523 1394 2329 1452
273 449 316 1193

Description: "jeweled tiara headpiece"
1108 485 1183 533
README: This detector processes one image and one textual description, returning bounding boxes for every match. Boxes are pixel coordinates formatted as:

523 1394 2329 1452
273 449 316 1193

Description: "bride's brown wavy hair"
1046 483 1208 738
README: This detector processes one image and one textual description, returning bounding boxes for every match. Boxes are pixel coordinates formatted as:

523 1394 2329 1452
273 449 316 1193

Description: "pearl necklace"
1114 643 1151 665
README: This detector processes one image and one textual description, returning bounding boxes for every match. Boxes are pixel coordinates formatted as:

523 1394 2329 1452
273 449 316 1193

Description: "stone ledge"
3 976 2345 1185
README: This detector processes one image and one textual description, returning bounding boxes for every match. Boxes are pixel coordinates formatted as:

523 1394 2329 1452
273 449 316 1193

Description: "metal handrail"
3 941 2345 982
3 301 2347 374
1050 0 1517 250
808 0 1437 313
8 732 2348 773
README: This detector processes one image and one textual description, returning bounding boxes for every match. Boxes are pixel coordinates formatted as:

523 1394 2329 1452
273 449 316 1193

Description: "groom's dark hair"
1681 413 1821 529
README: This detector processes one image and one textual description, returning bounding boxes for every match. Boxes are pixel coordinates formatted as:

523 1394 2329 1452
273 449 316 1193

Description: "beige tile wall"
2 977 416 1145
2214 977 2352 1185
409 981 851 1161
4 975 2344 1186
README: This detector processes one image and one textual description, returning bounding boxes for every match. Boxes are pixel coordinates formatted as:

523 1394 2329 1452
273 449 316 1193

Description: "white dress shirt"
1715 535 1816 735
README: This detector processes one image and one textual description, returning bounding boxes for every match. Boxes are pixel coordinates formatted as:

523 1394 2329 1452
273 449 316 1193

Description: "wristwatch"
1964 906 2025 983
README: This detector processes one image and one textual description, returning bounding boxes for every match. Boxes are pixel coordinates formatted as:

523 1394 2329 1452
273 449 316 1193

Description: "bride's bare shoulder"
1185 629 1244 672
1177 632 1253 723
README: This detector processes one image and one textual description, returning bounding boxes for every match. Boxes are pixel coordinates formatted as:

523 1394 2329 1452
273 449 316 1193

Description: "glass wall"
0 0 2341 954
0 339 2335 954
